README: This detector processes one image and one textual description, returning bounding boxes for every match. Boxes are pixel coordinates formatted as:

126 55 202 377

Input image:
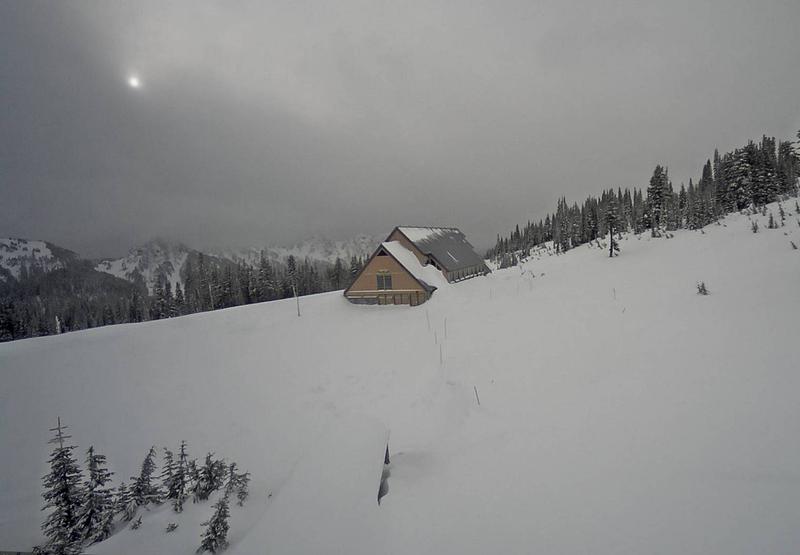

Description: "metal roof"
394 226 486 273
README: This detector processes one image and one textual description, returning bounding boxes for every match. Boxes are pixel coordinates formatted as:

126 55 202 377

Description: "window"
377 272 392 290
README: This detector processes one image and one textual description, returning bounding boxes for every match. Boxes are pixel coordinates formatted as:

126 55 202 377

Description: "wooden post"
293 285 300 317
473 386 481 406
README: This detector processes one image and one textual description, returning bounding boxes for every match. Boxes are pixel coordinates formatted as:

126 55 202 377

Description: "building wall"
345 252 430 305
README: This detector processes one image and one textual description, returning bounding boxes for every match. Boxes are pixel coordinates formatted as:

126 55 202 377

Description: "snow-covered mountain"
213 234 381 267
94 235 381 293
95 239 191 294
2 201 799 554
0 237 77 283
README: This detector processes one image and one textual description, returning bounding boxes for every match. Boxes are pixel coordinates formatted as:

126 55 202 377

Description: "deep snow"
1 203 799 554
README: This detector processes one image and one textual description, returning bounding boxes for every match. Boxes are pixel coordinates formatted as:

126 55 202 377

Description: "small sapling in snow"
130 516 142 530
696 282 709 295
751 220 759 233
166 523 178 533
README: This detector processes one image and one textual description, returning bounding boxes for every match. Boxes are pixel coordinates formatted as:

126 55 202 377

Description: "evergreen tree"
74 446 115 545
161 448 175 499
112 481 135 520
197 494 230 554
130 446 162 507
174 283 185 316
605 195 620 257
224 463 250 507
256 254 276 301
193 453 227 503
348 255 361 285
37 418 84 555
170 441 190 512
647 165 668 236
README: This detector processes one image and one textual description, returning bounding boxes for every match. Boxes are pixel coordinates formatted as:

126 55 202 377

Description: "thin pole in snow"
426 309 431 331
473 386 481 406
439 344 443 366
444 317 447 341
293 285 300 317
434 331 437 345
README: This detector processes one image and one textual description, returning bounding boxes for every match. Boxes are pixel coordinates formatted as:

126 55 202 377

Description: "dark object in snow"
791 241 798 250
696 282 709 295
130 516 142 530
751 220 759 233
166 523 178 533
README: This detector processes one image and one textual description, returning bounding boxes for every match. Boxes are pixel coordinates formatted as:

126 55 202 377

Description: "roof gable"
343 242 437 295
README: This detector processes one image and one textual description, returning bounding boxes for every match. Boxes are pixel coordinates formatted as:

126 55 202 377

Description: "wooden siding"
345 251 429 305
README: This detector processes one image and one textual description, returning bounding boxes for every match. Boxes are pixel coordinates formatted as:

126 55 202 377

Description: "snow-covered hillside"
2 203 799 554
94 239 191 294
0 237 75 282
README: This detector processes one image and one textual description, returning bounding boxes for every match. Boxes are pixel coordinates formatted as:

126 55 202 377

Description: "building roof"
393 226 486 272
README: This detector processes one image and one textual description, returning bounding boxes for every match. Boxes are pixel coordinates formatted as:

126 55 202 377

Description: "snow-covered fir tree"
193 452 227 502
647 165 669 237
171 441 190 512
605 195 621 258
37 418 84 555
197 494 231 554
224 463 251 506
130 446 162 507
161 448 175 498
74 446 115 545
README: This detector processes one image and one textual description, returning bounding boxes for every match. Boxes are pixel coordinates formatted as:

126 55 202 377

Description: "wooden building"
344 226 489 305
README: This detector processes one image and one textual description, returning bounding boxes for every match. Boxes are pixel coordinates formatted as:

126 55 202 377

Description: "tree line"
0 252 366 342
488 133 800 265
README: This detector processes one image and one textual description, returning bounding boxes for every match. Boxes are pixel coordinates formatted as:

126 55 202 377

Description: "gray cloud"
2 0 799 257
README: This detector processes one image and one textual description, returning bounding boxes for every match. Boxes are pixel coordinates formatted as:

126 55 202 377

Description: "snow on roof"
395 227 486 272
396 226 453 244
381 241 448 290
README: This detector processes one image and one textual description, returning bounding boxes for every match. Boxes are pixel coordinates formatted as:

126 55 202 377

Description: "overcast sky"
1 1 798 257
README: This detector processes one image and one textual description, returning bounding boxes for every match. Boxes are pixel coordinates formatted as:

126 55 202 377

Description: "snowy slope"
2 202 800 554
94 239 190 294
0 237 75 282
